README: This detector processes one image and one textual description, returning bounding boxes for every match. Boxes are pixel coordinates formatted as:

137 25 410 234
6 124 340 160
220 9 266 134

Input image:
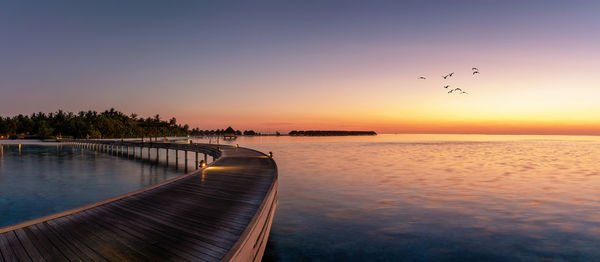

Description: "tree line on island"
288 130 376 136
190 127 260 137
0 109 376 139
0 109 260 139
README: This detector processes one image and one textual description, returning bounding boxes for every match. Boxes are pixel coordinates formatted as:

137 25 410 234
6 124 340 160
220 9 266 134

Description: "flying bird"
449 72 454 77
448 88 466 94
443 85 450 89
442 75 448 79
418 76 426 79
472 71 480 75
472 67 479 71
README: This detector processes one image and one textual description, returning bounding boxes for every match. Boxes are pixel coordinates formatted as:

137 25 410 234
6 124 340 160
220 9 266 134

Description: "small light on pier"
200 160 207 168
268 151 273 157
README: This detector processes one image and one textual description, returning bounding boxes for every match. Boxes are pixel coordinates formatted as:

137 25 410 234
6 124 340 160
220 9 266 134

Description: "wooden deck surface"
0 141 278 262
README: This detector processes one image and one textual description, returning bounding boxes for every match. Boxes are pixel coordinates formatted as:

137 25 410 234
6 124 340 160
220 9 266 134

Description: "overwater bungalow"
223 126 237 139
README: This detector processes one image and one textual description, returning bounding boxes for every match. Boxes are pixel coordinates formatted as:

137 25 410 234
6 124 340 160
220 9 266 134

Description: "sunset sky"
2 1 600 134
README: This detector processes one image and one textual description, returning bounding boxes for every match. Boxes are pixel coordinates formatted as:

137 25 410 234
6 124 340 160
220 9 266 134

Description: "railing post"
195 152 198 170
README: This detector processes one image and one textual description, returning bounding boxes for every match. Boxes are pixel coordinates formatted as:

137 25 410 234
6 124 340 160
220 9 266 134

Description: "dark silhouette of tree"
288 130 376 136
0 109 192 139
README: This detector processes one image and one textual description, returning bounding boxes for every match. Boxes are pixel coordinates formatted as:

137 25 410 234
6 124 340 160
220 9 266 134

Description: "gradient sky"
2 0 600 134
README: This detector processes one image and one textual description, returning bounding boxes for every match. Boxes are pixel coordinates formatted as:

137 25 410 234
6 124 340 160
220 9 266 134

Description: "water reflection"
0 144 184 228
194 134 600 261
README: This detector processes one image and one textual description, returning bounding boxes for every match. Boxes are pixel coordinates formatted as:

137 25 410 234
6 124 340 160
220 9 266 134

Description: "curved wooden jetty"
0 140 278 262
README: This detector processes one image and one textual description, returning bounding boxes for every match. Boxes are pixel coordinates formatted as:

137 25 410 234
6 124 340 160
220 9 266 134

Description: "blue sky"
2 1 600 133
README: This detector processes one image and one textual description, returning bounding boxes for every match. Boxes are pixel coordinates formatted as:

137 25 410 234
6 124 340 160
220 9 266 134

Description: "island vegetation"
0 109 261 139
289 130 377 136
1 109 376 139
0 109 189 139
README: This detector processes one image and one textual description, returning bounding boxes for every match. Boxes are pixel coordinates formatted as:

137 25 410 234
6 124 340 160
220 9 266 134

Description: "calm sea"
194 134 600 262
0 142 184 228
2 135 600 261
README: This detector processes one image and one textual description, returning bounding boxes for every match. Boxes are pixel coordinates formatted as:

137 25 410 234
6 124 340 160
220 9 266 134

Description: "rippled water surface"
195 134 600 262
2 135 600 261
0 142 183 228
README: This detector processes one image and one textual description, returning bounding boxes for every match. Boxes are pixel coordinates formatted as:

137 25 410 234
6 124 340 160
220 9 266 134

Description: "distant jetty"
289 130 377 136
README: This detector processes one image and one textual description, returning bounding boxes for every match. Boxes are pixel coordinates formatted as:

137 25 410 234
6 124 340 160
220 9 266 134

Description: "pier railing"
1 139 278 262
63 139 223 172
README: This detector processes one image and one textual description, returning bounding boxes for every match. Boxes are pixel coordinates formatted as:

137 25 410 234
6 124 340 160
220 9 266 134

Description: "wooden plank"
107 204 230 256
0 143 277 262
0 233 17 262
129 188 260 214
61 211 170 262
45 220 111 262
3 232 31 262
91 209 219 261
13 229 47 262
113 203 235 253
28 224 81 262
115 200 243 242
222 177 279 262
56 215 146 262
78 209 193 261
82 209 210 262
36 222 103 262
117 197 250 231
168 186 266 206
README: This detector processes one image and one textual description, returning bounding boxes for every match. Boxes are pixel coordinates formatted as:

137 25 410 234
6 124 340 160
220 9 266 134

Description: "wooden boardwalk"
0 141 278 262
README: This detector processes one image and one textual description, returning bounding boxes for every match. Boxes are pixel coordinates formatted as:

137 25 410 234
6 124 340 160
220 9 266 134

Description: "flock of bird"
418 67 480 95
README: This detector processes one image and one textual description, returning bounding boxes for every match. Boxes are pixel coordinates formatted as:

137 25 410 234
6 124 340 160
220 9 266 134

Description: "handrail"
0 140 223 233
1 139 278 261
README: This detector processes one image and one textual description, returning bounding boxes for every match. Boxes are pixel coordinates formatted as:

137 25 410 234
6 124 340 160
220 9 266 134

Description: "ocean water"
193 134 600 262
2 135 600 261
0 143 184 228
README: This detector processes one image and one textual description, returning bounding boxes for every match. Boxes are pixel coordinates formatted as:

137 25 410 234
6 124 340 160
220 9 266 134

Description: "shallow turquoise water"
0 143 183 228
194 134 600 262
